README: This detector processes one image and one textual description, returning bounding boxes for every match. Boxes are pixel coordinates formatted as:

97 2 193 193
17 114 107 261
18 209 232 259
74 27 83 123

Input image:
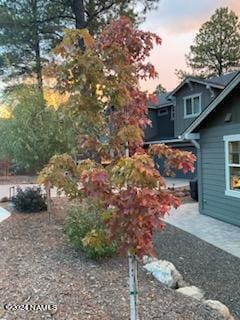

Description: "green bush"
65 202 117 260
12 187 47 213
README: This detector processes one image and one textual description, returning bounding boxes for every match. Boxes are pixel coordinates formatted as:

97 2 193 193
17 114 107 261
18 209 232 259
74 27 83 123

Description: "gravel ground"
154 224 240 320
0 201 224 320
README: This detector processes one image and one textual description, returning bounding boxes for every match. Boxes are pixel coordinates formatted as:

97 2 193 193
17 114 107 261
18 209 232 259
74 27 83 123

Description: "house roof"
148 92 173 109
207 71 239 86
168 71 239 98
181 71 240 137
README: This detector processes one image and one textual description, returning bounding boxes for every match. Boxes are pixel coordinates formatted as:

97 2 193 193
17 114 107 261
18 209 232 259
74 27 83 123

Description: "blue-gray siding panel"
174 82 218 137
144 109 159 141
145 106 174 141
200 123 240 226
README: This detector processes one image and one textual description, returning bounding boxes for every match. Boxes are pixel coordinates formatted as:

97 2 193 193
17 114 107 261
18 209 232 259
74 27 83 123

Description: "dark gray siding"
198 88 240 226
144 109 159 141
145 105 174 141
174 83 220 137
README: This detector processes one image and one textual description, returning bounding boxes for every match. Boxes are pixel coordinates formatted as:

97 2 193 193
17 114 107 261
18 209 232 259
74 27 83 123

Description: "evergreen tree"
0 0 67 91
154 83 166 95
186 7 240 77
61 0 160 34
0 0 160 89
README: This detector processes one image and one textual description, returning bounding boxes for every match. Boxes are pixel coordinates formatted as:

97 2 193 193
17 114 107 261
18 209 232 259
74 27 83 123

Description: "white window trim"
157 108 168 117
224 134 240 199
183 93 202 119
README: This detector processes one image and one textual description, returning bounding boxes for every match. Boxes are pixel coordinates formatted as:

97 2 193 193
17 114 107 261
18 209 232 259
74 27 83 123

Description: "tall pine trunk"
70 0 86 51
72 0 85 29
35 40 43 92
32 0 44 95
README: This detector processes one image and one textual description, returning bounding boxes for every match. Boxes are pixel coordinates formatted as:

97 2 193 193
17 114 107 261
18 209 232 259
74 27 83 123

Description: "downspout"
181 133 203 213
190 139 200 150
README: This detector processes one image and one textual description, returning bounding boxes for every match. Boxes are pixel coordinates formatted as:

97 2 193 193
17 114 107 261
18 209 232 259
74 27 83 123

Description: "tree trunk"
71 0 86 50
71 0 85 29
126 142 139 320
218 62 223 76
128 253 138 320
32 0 44 94
35 40 43 92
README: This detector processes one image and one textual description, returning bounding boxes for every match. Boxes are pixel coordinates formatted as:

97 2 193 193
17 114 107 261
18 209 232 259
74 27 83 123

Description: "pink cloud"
160 1 240 35
140 29 194 92
140 0 240 92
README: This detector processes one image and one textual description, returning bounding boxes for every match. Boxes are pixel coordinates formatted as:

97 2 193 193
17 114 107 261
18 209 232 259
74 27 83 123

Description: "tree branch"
86 0 116 25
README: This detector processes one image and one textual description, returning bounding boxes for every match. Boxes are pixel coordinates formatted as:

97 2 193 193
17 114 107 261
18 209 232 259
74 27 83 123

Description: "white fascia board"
167 78 225 98
144 138 184 145
182 133 200 140
148 103 173 109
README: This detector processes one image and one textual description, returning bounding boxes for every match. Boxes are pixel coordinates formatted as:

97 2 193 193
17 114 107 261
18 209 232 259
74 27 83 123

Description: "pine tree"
0 0 67 91
187 7 240 77
154 84 166 95
64 0 160 34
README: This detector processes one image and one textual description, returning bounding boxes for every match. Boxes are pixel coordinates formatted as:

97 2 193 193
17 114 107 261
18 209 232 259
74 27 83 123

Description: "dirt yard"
0 199 224 320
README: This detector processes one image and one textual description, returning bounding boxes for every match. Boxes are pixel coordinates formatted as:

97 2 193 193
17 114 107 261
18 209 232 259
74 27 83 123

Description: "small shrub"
82 228 117 260
65 201 117 260
12 187 47 213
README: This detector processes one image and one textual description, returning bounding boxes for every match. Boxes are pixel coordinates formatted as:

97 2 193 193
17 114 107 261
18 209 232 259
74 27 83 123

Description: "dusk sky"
140 0 240 93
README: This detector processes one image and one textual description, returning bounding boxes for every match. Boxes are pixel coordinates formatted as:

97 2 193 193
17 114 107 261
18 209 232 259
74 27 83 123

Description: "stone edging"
141 256 235 320
0 206 11 223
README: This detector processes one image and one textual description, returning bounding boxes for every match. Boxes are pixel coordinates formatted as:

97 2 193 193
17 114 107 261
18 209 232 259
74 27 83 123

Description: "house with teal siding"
145 71 240 226
181 72 240 227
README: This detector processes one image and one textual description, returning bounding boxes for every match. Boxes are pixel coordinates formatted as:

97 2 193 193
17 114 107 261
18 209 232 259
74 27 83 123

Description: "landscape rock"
143 260 183 288
142 255 158 265
177 278 189 288
176 286 204 300
203 300 234 320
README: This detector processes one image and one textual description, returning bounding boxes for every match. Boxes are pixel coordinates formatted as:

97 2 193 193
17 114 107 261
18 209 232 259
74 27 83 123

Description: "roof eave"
167 77 225 99
148 102 173 109
182 72 240 137
144 138 184 145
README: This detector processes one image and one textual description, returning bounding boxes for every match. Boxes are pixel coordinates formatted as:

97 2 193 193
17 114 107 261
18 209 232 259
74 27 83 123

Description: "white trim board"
183 93 202 119
224 134 240 199
168 77 225 98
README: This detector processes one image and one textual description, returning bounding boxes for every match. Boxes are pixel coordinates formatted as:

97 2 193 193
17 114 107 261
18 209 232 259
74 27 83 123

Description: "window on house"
170 106 175 121
224 135 240 198
157 108 168 116
184 94 201 118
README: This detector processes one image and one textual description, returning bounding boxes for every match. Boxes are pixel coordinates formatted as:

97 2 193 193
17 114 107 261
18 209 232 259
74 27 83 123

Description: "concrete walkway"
165 177 189 189
165 202 240 259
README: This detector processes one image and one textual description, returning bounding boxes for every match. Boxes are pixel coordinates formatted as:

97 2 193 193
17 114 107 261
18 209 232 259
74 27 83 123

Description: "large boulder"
203 300 234 320
143 260 183 289
176 286 204 300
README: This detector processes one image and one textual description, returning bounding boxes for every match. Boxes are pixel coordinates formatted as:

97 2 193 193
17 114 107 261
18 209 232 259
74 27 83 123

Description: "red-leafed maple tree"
38 17 196 320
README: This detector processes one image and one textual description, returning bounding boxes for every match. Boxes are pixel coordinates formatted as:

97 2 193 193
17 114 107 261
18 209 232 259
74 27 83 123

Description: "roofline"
144 138 184 145
148 102 173 109
181 72 240 137
167 77 225 98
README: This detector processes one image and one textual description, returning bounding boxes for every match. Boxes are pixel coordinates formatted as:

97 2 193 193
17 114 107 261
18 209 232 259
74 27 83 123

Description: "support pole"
46 183 52 223
125 141 138 320
128 253 138 320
